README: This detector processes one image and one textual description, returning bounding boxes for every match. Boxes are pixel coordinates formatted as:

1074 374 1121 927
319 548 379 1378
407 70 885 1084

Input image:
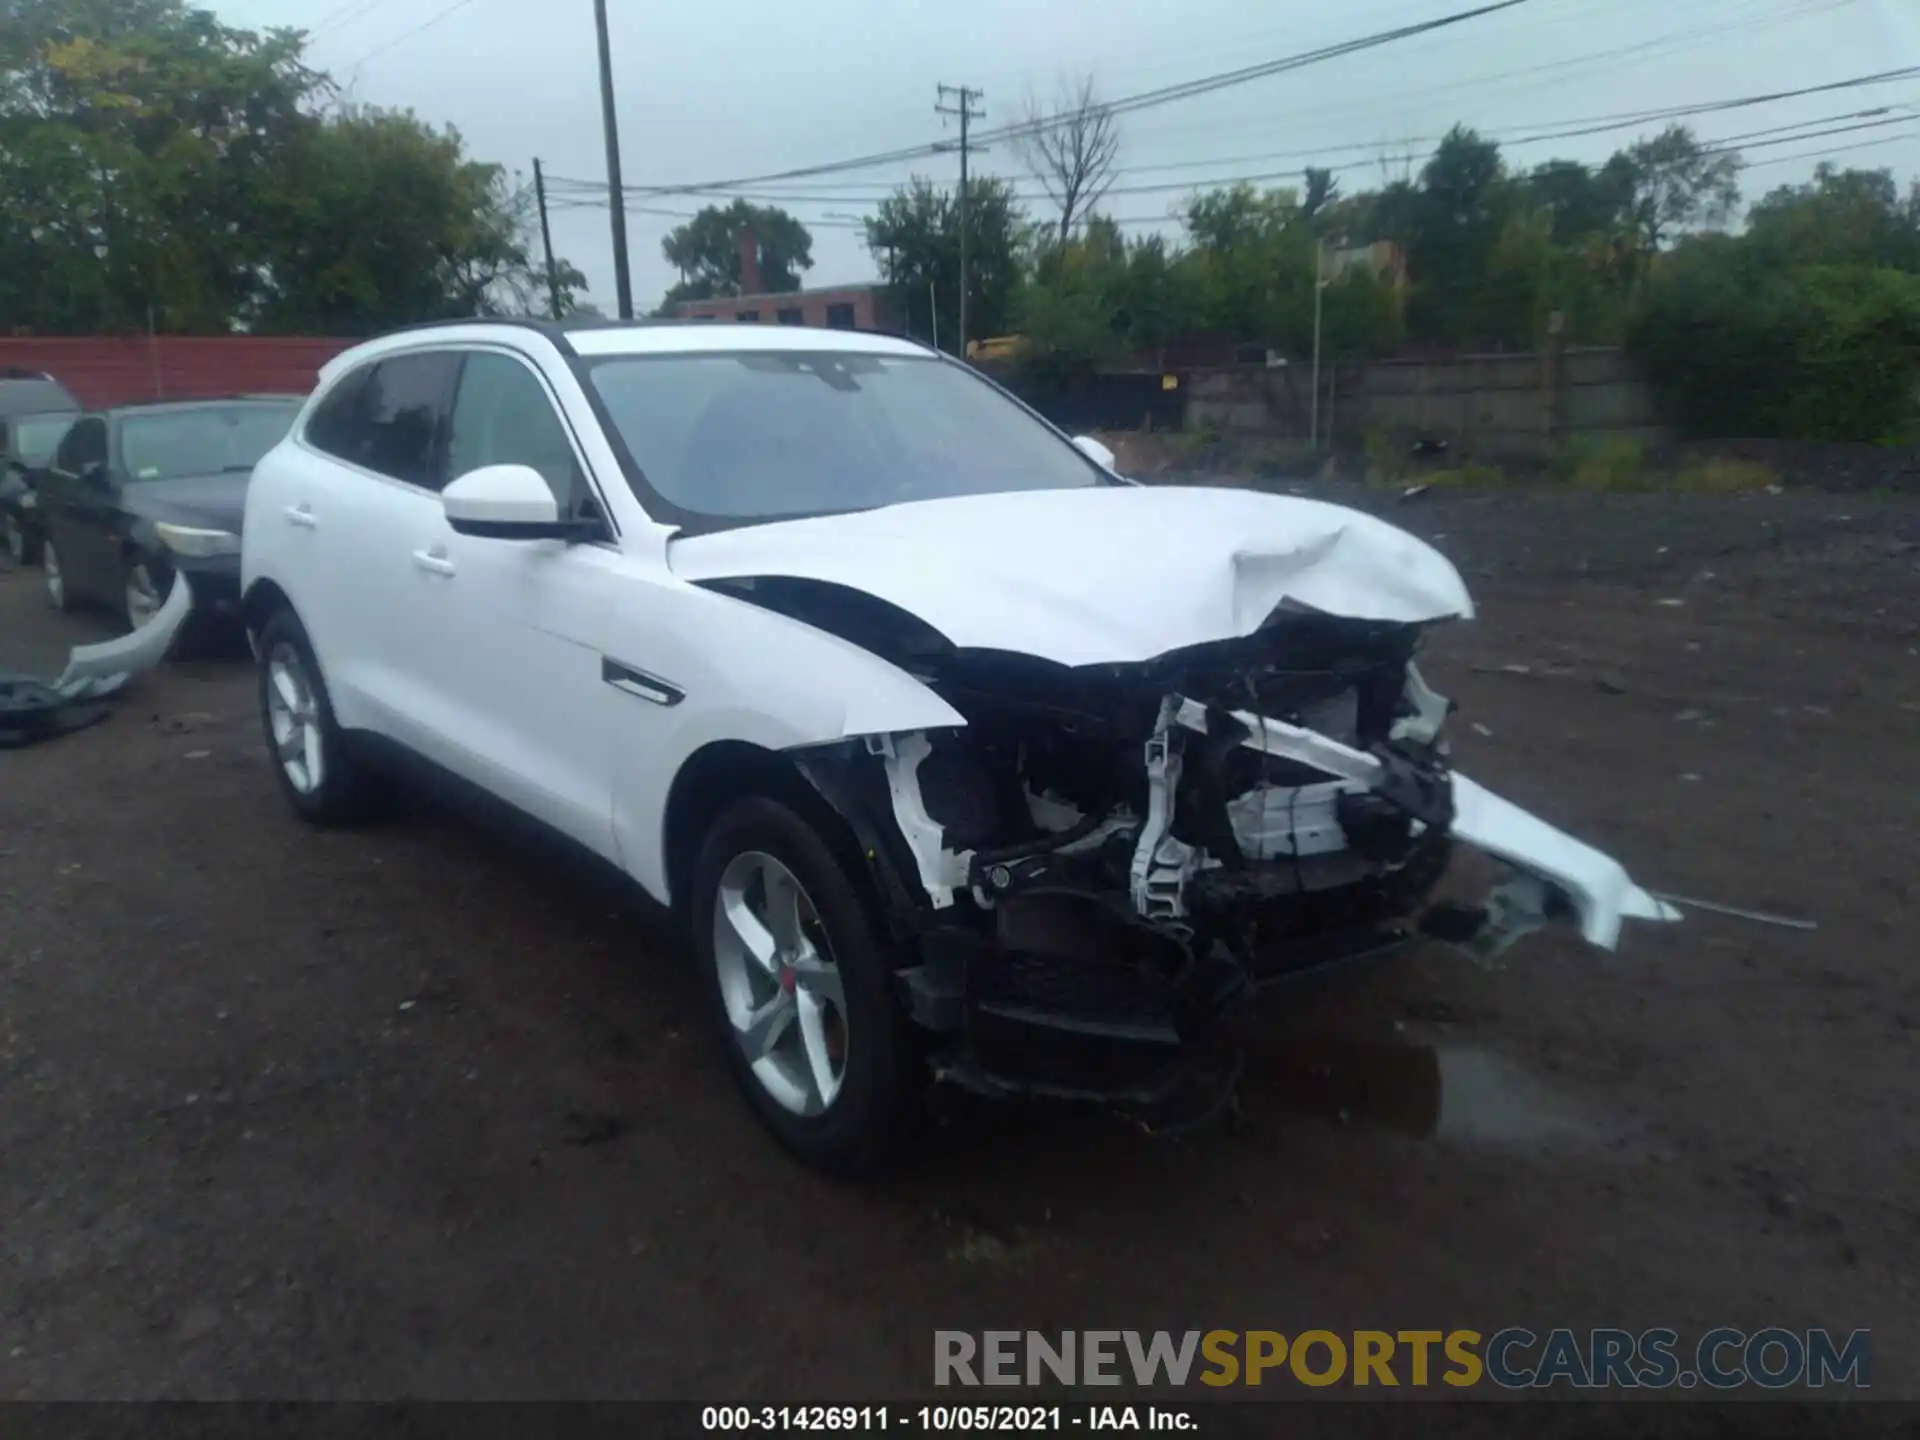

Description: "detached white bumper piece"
1449 774 1681 950
1161 694 1677 953
53 570 193 699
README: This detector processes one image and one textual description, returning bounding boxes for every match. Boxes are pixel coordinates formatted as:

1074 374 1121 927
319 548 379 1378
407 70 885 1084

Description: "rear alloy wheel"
255 607 383 825
43 540 71 611
265 642 325 797
692 795 923 1175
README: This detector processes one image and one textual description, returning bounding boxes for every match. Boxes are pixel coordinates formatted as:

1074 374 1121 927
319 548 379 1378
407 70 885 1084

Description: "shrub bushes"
1631 246 1920 443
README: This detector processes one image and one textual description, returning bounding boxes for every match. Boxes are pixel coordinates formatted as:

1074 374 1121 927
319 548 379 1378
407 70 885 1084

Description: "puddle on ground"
1242 1034 1592 1146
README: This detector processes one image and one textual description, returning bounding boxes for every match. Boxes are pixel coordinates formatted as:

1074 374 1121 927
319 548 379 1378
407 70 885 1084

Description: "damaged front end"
784 603 1677 1121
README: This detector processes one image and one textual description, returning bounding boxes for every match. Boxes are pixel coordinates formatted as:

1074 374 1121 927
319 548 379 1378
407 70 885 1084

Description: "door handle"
411 548 456 576
284 504 317 529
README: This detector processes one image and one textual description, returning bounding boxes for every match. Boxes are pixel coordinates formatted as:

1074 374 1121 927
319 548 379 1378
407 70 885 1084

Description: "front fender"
608 595 966 903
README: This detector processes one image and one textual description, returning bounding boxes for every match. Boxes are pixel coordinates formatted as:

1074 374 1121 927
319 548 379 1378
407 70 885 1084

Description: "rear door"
285 350 461 745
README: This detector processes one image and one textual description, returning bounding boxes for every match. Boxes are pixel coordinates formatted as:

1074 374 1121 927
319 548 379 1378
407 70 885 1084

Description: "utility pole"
935 83 984 356
533 158 563 320
593 0 633 319
1310 236 1326 449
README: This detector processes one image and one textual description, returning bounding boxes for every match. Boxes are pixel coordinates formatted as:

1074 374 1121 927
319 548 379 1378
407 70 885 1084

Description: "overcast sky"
216 0 1919 313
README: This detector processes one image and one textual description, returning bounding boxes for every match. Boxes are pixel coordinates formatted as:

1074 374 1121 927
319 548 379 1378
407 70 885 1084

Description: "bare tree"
1015 75 1120 243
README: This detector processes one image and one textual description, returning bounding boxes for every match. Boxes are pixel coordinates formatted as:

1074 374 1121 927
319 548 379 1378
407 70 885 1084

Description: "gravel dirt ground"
1 485 1916 1417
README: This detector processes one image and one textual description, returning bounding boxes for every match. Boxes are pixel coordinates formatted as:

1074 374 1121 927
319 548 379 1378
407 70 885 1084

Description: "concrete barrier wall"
1182 346 1667 459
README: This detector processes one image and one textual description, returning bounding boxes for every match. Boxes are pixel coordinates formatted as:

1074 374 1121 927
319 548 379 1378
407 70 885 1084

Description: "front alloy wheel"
692 796 923 1174
713 850 849 1116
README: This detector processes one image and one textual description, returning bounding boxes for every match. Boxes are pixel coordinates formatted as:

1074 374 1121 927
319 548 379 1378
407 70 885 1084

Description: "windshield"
13 413 75 466
586 351 1104 522
120 403 300 483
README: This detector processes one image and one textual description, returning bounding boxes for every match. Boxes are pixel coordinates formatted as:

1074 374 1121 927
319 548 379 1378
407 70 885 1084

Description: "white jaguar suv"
240 318 1676 1173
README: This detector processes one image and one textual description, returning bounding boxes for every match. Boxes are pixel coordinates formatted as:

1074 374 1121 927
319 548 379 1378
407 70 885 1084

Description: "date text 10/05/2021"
703 1408 1194 1432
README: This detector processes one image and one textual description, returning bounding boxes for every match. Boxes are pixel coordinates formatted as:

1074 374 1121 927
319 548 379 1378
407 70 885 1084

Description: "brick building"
673 224 902 332
677 283 900 331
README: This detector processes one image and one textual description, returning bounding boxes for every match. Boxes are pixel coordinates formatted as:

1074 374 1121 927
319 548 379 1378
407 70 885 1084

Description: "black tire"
4 512 37 568
125 552 222 661
255 606 384 825
42 537 73 611
691 795 923 1176
121 552 166 632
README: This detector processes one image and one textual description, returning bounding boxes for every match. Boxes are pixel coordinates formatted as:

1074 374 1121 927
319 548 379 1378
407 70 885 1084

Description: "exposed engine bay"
696 571 1676 1121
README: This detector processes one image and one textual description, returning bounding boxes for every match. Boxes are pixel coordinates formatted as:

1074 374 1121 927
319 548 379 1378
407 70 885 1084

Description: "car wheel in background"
691 794 923 1176
255 606 384 825
123 555 165 631
3 513 32 567
42 539 72 611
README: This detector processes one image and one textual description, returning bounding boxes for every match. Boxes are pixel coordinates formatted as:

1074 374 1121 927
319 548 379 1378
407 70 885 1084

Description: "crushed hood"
669 485 1474 667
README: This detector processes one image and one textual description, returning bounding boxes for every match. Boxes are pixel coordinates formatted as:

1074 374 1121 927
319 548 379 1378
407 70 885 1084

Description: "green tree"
1744 164 1920 271
1621 124 1742 250
249 108 562 333
866 176 1024 353
1399 126 1513 347
1110 231 1200 361
0 0 587 335
0 0 323 332
1180 183 1313 345
1523 155 1636 247
1301 166 1340 225
659 200 812 304
1631 239 1920 441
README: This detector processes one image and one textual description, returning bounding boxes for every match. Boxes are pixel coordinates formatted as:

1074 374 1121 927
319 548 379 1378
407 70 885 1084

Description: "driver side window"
53 417 106 476
445 352 590 517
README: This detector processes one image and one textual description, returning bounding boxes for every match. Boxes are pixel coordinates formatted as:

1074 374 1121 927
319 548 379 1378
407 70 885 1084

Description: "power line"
985 0 1537 137
594 0 1535 199
1738 126 1920 168
342 0 483 73
557 106 1918 210
555 103 1920 241
305 0 386 38
1500 64 1920 139
1141 0 1855 151
550 9 1893 198
546 64 1920 211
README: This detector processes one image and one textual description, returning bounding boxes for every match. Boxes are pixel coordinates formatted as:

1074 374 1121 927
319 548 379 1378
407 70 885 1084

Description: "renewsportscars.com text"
934 1328 1871 1390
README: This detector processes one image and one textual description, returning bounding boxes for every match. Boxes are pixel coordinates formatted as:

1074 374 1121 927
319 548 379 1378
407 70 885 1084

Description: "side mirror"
442 464 594 541
1072 434 1118 471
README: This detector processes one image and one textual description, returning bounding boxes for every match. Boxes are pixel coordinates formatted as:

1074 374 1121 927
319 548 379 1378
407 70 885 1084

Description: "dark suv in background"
0 371 81 566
